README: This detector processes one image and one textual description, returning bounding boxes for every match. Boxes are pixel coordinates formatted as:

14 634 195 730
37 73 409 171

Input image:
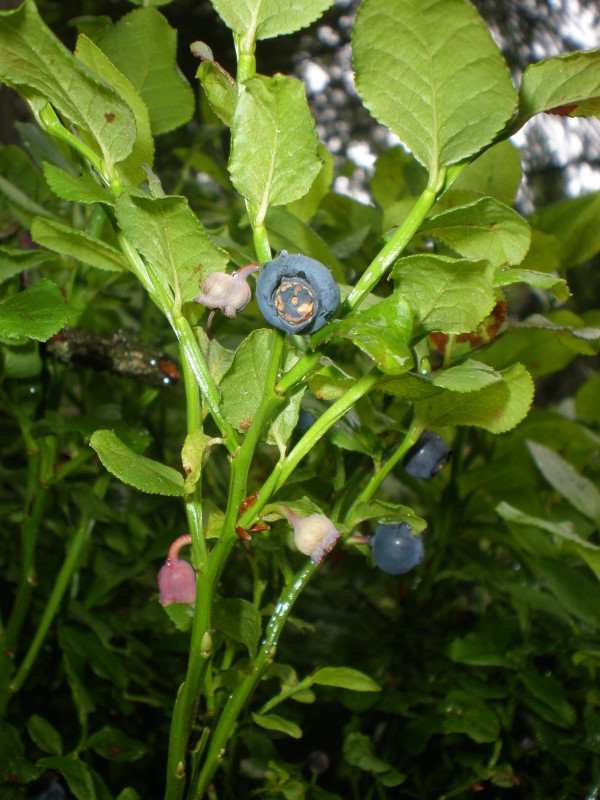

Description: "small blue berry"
403 431 451 479
256 252 340 334
371 522 424 575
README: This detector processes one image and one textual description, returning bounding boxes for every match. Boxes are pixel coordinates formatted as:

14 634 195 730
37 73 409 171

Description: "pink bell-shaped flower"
158 534 196 606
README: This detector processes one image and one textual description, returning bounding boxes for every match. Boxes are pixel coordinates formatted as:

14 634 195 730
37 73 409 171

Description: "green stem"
193 561 316 798
0 458 49 716
345 419 424 522
10 476 109 695
344 187 437 312
237 369 381 531
252 223 271 263
39 103 105 177
164 330 284 799
180 344 208 567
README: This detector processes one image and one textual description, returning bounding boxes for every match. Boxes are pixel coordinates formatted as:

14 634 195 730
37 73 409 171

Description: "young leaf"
526 441 600 524
195 59 237 127
210 0 334 41
494 267 569 302
415 363 534 433
517 49 600 128
115 194 229 304
312 667 381 692
96 7 194 135
392 254 495 337
90 429 186 496
75 34 155 187
420 198 531 268
251 713 302 739
42 163 114 205
229 74 321 225
0 0 135 169
352 0 517 178
182 429 222 488
31 218 128 272
0 279 78 341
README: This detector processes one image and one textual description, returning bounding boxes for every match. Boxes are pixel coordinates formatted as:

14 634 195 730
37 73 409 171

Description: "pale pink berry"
282 507 341 565
194 263 259 318
157 534 196 606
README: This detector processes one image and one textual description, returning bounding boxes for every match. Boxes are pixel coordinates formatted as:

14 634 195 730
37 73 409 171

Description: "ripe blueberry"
370 522 424 575
402 431 451 479
256 252 340 334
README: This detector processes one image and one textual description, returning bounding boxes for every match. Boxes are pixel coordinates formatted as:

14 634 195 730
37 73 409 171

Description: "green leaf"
527 440 600 524
321 295 414 374
481 313 600 377
27 715 63 756
576 373 600 423
31 218 128 272
182 429 222 489
90 429 186 496
38 755 98 800
517 49 600 128
210 0 334 40
97 7 194 135
353 0 517 176
348 499 427 534
447 633 516 669
116 791 141 800
287 144 334 222
343 732 405 785
75 34 154 187
0 723 38 783
43 163 114 205
312 667 381 692
371 146 428 208
251 713 302 739
196 326 234 385
221 329 304 446
0 279 78 341
86 726 148 762
230 74 320 224
415 363 534 433
214 597 262 657
442 690 500 743
427 360 502 393
421 198 531 268
392 254 495 336
0 246 55 284
195 58 236 127
518 230 561 274
447 140 522 204
494 267 569 302
497 502 600 583
265 206 345 282
519 670 576 729
0 0 135 169
115 193 229 304
530 192 600 271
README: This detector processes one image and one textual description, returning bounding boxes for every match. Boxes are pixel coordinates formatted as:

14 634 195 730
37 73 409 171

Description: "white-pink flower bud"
283 508 341 565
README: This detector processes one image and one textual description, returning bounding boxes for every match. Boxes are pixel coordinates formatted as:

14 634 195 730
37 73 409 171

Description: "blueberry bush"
1 0 600 797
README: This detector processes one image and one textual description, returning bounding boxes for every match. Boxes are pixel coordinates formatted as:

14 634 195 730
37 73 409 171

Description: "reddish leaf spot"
158 359 180 381
545 103 577 116
104 112 116 123
240 418 252 431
